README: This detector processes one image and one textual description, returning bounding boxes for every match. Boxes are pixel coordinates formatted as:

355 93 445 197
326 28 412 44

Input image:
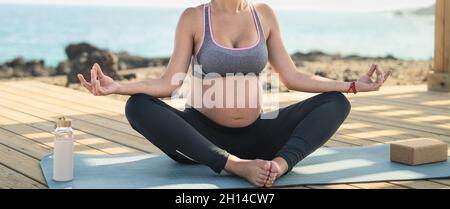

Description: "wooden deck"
0 80 449 189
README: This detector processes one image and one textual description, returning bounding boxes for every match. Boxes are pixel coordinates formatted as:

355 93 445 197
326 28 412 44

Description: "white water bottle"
53 117 74 182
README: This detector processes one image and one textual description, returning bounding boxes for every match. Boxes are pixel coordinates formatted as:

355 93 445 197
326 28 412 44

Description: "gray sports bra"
192 2 268 78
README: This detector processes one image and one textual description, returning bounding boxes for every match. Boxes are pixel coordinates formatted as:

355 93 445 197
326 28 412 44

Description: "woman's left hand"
355 64 391 92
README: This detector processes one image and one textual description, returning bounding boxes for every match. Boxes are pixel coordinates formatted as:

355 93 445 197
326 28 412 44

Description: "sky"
0 0 436 12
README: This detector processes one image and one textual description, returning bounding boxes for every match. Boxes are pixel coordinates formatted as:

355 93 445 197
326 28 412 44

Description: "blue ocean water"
0 4 434 67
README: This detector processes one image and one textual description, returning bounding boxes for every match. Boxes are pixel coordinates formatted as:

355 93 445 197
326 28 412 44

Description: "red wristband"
347 81 357 94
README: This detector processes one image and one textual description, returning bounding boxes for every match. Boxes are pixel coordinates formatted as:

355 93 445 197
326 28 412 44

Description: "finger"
94 63 105 79
96 80 103 96
372 82 382 91
91 69 98 95
383 70 392 82
367 64 377 76
375 66 383 84
77 74 92 91
94 70 102 95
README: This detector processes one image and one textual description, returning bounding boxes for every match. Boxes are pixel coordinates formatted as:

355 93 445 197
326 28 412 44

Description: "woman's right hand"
77 63 121 96
355 64 391 93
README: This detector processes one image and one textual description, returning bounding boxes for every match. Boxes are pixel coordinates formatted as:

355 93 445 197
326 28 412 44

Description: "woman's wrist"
341 81 358 94
114 82 125 95
341 81 352 92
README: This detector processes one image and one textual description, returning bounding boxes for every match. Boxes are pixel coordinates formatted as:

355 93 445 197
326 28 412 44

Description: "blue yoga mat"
40 144 450 189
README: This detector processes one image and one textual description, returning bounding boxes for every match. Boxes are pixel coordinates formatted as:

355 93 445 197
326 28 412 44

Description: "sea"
0 3 435 67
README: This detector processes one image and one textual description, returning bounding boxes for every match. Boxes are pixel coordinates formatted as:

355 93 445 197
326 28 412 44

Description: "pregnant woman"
78 0 389 187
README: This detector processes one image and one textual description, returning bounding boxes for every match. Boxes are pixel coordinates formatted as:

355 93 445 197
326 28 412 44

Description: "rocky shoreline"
0 42 432 88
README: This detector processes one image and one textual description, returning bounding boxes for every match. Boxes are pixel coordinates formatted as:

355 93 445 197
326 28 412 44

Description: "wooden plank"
330 99 450 136
280 96 450 137
348 112 450 138
0 82 128 124
445 0 450 73
349 182 406 189
353 95 450 116
435 0 445 72
429 0 450 91
271 185 310 189
427 72 450 92
0 126 52 159
333 133 384 146
0 95 159 154
390 180 450 189
0 85 141 137
0 144 46 184
3 81 130 117
0 104 146 156
342 118 450 142
6 81 125 110
430 179 450 186
0 163 46 189
307 184 360 189
0 114 126 156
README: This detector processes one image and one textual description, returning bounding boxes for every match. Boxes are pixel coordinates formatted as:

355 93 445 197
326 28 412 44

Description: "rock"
3 57 52 77
66 42 102 60
25 60 50 76
7 57 26 68
122 73 137 80
116 52 156 69
315 69 328 78
343 68 359 82
55 61 71 75
116 52 170 69
344 54 367 60
0 65 13 78
383 54 397 60
67 50 122 85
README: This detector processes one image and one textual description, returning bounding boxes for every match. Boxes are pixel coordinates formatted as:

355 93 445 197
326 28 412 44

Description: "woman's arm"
78 7 199 98
258 4 389 93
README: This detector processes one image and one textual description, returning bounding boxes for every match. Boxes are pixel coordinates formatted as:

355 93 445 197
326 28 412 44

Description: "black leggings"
125 91 351 174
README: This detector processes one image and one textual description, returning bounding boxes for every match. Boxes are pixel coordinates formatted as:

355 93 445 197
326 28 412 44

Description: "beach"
0 2 435 100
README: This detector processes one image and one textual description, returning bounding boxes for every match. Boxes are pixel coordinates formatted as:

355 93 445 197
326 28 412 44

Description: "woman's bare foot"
225 155 271 187
264 157 289 187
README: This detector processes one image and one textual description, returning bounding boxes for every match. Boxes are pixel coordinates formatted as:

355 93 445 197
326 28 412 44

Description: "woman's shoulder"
252 2 278 33
179 5 203 20
253 2 276 19
176 5 205 31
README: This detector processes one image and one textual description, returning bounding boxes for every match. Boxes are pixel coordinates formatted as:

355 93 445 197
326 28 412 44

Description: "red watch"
347 81 357 94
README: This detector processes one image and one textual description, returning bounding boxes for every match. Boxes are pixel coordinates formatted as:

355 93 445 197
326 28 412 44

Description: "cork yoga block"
390 139 448 166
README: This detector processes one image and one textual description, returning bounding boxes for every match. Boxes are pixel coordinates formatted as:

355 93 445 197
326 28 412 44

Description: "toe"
254 180 265 187
257 160 271 171
269 172 277 179
270 161 280 173
264 180 274 188
264 161 271 170
258 173 269 180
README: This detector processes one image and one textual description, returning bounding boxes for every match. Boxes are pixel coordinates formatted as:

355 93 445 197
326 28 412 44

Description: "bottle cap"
55 116 71 128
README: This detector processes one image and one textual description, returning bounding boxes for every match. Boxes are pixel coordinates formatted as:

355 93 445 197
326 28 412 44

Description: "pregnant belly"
187 75 262 128
199 107 261 127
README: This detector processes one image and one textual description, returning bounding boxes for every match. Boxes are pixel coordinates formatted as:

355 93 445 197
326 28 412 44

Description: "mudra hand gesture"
355 64 391 92
77 63 121 96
